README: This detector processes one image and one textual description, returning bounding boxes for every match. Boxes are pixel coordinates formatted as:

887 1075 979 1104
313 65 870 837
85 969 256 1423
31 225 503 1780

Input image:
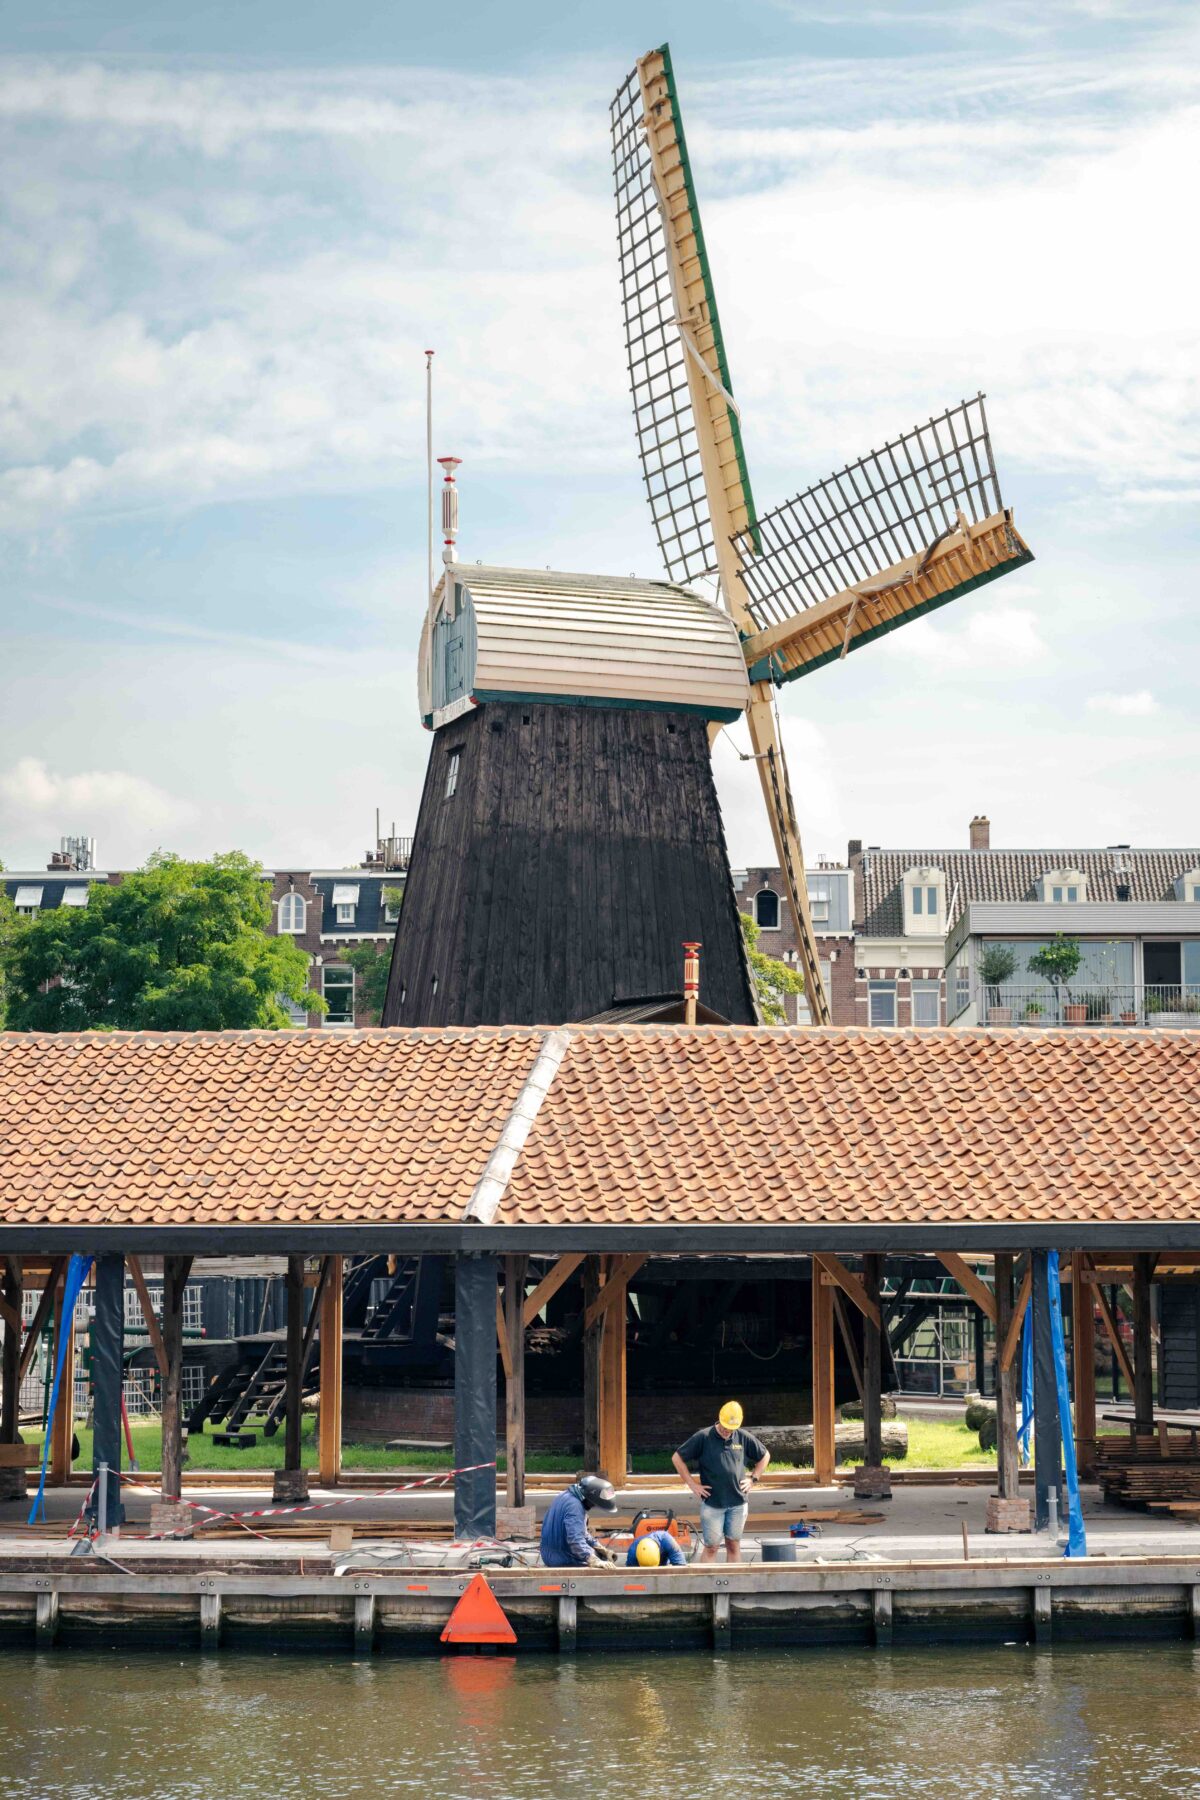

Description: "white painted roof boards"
437 564 749 722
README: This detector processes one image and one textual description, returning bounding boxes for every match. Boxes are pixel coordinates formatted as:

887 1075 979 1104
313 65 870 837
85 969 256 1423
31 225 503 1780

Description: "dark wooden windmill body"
382 566 757 1028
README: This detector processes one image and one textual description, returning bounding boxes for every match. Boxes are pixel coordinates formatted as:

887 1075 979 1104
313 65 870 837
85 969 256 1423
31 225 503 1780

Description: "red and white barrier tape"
116 1461 499 1538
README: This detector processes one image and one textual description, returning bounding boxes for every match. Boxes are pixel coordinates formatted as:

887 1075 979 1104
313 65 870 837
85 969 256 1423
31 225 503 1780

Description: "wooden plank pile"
1096 1431 1200 1513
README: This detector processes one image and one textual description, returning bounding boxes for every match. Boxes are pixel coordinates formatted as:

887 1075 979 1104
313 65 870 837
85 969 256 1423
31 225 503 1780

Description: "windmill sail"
733 395 1033 685
611 47 758 585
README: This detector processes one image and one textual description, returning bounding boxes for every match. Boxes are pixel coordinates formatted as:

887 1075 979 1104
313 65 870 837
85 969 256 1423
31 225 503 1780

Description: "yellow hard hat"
635 1536 662 1567
719 1401 744 1430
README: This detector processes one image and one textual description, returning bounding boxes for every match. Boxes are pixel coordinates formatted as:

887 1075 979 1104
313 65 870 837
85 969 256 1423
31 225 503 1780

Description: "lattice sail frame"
734 396 1033 686
611 51 757 587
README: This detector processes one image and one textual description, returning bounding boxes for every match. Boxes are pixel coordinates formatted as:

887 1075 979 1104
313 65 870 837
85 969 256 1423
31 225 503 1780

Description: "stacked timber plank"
1096 1433 1200 1512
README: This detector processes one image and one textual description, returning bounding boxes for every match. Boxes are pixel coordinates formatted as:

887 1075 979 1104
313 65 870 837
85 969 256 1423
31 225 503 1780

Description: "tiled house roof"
858 848 1200 936
3 1025 1199 1238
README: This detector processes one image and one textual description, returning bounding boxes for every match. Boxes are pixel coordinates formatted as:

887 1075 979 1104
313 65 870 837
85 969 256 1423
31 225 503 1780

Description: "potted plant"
1024 999 1045 1024
1028 934 1083 1023
978 944 1017 1023
1081 990 1111 1025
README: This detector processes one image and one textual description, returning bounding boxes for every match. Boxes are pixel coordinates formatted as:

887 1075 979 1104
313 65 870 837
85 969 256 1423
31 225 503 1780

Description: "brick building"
3 835 410 1027
731 861 855 1024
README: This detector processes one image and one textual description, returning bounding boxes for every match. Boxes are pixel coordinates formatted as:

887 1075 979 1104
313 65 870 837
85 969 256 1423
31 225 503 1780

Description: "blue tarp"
1017 1306 1034 1464
27 1254 92 1525
1047 1249 1088 1557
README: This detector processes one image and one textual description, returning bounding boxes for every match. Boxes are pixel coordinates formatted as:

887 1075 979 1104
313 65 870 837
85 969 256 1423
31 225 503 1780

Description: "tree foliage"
740 910 804 1024
0 861 16 1028
342 941 392 1025
2 851 320 1032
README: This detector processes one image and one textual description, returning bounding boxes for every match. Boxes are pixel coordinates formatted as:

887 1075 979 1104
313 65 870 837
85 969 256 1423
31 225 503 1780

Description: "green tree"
740 910 804 1024
342 941 392 1025
2 851 321 1032
0 860 18 1027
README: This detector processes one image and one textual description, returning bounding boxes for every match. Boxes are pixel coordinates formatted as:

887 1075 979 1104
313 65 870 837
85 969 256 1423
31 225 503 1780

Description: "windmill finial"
438 456 462 565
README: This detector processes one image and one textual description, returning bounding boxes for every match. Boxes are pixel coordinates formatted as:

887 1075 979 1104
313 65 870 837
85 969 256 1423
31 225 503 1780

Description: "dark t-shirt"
676 1425 768 1511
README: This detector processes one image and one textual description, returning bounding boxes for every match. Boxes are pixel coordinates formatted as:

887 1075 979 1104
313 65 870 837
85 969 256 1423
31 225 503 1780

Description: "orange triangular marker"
440 1573 517 1646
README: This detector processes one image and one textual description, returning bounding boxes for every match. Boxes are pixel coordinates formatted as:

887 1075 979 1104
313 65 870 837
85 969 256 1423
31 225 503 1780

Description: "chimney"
969 815 990 851
682 941 701 1026
847 839 863 860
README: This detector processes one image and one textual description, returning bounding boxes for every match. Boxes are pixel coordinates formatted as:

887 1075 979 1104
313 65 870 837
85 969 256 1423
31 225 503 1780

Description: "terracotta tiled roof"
2 1025 1199 1236
859 847 1200 936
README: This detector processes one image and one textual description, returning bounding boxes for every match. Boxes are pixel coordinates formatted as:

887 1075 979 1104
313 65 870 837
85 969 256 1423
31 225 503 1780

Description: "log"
755 1421 908 1466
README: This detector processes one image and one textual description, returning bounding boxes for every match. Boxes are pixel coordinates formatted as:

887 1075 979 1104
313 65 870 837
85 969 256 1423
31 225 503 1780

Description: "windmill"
382 46 1030 1033
610 46 1033 1020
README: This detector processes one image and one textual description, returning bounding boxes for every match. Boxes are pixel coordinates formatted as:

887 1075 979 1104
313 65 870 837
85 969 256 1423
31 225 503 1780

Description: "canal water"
3 1643 1200 1798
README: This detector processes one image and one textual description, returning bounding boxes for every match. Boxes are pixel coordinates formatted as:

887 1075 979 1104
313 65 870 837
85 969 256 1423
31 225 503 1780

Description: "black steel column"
453 1253 498 1540
1031 1250 1062 1531
89 1253 126 1527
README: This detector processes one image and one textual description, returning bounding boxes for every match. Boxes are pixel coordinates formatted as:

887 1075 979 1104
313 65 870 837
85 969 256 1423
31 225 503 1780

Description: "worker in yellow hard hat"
671 1401 770 1563
625 1528 686 1568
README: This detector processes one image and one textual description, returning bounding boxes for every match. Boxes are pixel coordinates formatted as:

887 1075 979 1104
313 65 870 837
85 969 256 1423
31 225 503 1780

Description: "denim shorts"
700 1501 749 1547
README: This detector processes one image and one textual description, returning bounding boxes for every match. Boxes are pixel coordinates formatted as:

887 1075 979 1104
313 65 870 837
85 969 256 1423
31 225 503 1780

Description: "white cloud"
1086 689 1159 716
0 756 190 863
878 605 1049 670
713 715 842 868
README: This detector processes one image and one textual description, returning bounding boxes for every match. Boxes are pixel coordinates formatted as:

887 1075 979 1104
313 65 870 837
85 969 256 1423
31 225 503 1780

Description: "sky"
1 0 1197 873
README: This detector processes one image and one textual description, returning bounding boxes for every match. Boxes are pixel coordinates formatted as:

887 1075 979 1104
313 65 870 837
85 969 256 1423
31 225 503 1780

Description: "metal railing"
976 984 1200 1027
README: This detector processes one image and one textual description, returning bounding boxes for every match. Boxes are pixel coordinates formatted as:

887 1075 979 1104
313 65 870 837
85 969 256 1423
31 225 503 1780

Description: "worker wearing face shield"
538 1475 620 1567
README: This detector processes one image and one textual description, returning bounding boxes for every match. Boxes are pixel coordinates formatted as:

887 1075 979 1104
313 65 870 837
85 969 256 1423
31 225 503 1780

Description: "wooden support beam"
813 1253 881 1330
49 1270 77 1485
999 1264 1032 1375
936 1252 998 1326
522 1253 585 1328
598 1266 628 1484
862 1253 884 1469
1093 1275 1136 1393
17 1258 66 1384
1132 1251 1155 1434
994 1252 1019 1499
504 1254 527 1509
318 1254 344 1487
811 1257 836 1485
0 1291 18 1337
127 1254 168 1379
1071 1253 1098 1481
283 1255 305 1475
160 1254 193 1502
583 1255 647 1330
495 1289 512 1382
1 1259 22 1449
582 1256 601 1471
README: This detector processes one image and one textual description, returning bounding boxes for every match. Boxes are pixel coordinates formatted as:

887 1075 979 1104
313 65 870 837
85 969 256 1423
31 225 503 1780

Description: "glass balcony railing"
976 984 1200 1027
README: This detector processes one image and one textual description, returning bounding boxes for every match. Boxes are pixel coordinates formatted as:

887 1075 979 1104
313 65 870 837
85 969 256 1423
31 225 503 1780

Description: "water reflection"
3 1645 1200 1800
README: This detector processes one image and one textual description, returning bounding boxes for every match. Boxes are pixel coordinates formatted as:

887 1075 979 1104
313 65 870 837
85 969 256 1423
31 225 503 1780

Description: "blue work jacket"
539 1487 598 1567
625 1529 686 1567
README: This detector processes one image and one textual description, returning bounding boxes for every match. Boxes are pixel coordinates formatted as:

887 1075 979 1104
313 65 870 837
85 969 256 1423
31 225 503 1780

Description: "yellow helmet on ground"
719 1401 744 1431
635 1536 662 1567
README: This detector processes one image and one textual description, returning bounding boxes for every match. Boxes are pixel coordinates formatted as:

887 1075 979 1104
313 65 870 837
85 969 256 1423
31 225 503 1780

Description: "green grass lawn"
22 1413 997 1475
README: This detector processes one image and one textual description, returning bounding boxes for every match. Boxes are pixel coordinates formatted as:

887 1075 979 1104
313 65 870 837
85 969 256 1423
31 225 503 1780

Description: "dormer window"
1039 868 1087 903
14 885 42 917
1174 869 1200 902
332 883 359 925
809 882 829 922
903 868 945 937
279 892 306 933
755 889 780 930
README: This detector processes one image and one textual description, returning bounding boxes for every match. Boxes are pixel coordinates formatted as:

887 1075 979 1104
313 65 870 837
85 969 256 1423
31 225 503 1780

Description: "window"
277 992 309 1027
809 884 829 922
755 889 780 930
1193 887 1200 903
445 750 461 799
61 886 90 908
14 884 42 917
331 883 359 925
868 981 896 1026
279 892 306 933
383 890 402 923
1040 868 1086 902
912 980 940 1027
925 887 938 915
911 887 938 916
322 965 355 1026
1051 886 1078 903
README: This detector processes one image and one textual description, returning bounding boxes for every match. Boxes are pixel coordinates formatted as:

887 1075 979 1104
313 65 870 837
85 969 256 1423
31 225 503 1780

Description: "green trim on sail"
658 42 760 553
746 551 1036 685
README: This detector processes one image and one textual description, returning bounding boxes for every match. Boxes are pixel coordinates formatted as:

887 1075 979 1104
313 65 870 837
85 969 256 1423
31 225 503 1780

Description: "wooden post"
994 1252 1019 1499
276 1253 307 1501
862 1253 883 1468
318 1254 344 1486
598 1261 628 1483
504 1254 527 1507
160 1254 193 1508
1 1258 20 1447
1071 1253 1097 1480
49 1271 77 1486
1132 1252 1155 1435
582 1255 602 1471
811 1255 836 1485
